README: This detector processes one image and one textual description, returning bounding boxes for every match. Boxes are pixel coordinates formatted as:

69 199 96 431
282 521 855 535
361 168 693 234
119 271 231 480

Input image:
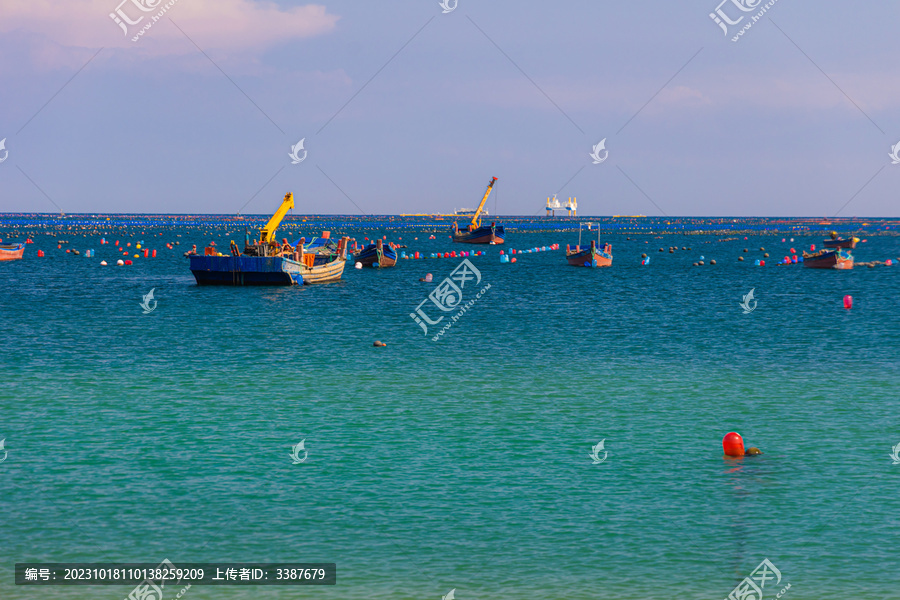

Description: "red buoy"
37 249 45 257
843 295 852 309
723 432 745 457
151 249 156 257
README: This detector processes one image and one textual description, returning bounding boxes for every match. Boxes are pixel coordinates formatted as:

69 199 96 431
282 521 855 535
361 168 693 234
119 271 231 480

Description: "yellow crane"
259 192 294 243
468 177 498 230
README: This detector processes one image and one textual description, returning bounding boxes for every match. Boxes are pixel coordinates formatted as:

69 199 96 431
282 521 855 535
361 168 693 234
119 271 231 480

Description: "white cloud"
0 0 339 53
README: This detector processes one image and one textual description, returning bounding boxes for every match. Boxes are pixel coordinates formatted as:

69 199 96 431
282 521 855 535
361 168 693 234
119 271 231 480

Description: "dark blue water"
1 217 899 599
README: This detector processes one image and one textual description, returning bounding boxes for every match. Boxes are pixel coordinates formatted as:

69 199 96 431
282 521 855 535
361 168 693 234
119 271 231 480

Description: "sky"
0 0 898 216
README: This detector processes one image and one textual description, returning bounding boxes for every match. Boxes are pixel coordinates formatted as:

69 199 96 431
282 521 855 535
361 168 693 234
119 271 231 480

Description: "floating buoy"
37 249 45 257
117 259 124 265
886 259 893 266
790 248 795 254
843 295 852 309
143 249 149 258
738 256 744 261
641 253 647 258
710 259 716 265
425 273 433 282
354 262 362 269
723 432 745 457
511 257 516 263
100 261 107 266
810 244 815 251
373 340 387 347
152 249 156 257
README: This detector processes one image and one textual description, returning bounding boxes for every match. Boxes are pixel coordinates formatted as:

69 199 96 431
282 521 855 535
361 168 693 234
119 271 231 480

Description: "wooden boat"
0 243 25 261
353 239 397 267
802 248 853 269
566 223 612 267
452 176 505 244
189 192 349 285
823 233 859 249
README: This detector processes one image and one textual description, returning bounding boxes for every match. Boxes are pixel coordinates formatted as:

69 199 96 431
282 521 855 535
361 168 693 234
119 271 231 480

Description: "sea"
1 215 899 600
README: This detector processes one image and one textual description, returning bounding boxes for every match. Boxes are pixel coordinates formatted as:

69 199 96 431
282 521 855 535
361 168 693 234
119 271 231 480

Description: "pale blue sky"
0 0 898 216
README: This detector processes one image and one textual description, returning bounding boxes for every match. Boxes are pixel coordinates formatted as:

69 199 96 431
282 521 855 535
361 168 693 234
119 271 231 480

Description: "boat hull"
189 255 345 285
802 250 853 269
823 237 858 249
452 224 505 244
566 249 612 267
0 243 25 261
354 243 397 267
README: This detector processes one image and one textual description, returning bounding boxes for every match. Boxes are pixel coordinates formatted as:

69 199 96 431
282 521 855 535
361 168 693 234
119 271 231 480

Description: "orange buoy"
143 249 149 257
843 295 852 309
723 432 745 457
152 249 156 257
511 257 517 263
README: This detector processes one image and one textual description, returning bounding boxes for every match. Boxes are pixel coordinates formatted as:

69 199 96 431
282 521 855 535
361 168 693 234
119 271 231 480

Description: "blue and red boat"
452 177 505 244
566 223 612 267
353 239 397 267
0 242 25 261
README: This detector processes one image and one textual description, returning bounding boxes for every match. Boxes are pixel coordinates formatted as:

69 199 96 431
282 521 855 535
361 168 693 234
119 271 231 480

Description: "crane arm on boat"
259 192 295 243
468 177 498 230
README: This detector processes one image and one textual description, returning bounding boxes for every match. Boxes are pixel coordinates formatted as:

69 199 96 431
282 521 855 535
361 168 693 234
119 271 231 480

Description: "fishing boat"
823 232 859 249
353 239 397 267
802 248 853 269
189 193 349 285
452 177 505 244
0 242 25 261
566 223 612 267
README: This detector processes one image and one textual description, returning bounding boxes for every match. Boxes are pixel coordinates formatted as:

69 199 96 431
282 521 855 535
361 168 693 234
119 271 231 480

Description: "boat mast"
470 177 498 229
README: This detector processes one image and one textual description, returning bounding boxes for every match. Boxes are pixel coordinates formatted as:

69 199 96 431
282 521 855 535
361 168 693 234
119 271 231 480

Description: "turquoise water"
2 219 899 599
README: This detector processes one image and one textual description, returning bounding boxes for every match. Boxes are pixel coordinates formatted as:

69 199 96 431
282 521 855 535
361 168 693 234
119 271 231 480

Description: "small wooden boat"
189 193 349 285
0 243 25 261
452 176 505 244
566 223 612 267
802 248 853 269
823 232 859 249
353 239 397 267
